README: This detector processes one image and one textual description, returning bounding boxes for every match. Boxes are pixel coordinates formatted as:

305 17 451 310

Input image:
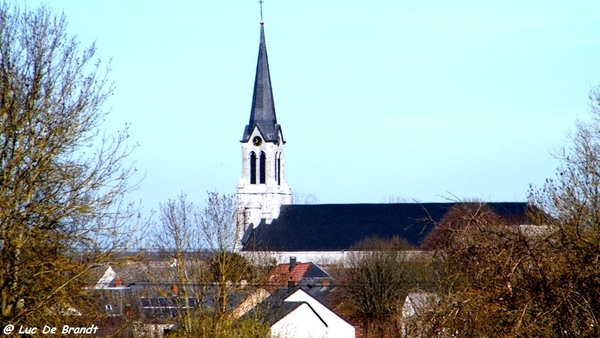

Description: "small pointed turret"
242 22 282 143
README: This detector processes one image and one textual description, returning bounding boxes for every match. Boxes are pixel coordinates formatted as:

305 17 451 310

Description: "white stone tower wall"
237 127 291 232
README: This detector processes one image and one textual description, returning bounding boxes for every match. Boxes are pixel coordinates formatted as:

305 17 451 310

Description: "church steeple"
236 21 292 240
242 22 282 143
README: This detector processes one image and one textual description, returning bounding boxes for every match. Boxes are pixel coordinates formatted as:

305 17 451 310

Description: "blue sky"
28 1 600 213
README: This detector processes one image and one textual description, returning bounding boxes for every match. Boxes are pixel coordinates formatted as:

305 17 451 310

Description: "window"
259 152 266 184
274 152 278 183
250 152 257 184
277 157 281 185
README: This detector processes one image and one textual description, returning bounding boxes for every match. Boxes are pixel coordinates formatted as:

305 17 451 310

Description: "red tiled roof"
266 262 313 287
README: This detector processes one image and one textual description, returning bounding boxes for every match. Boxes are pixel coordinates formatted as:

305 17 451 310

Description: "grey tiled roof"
241 288 326 327
242 23 282 143
242 202 530 251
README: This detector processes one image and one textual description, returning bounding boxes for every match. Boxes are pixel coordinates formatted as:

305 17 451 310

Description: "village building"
235 21 531 263
241 288 355 338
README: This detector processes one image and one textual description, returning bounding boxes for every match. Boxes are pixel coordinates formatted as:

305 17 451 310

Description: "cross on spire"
259 0 264 22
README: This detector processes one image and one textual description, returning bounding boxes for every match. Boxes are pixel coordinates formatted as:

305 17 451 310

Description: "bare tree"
150 192 266 337
148 194 205 334
0 2 139 325
416 87 600 336
382 195 409 203
291 192 319 204
199 191 240 251
335 237 430 337
197 192 252 322
415 203 535 337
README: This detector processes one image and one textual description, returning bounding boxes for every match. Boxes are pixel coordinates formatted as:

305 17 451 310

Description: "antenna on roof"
259 0 264 23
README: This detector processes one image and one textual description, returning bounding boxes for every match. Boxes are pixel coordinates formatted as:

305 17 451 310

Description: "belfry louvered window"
250 152 257 184
259 152 266 184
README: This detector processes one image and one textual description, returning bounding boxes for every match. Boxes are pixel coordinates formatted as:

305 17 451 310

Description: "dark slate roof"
241 288 326 327
132 284 257 314
242 202 530 251
304 264 332 279
240 288 292 324
242 22 282 143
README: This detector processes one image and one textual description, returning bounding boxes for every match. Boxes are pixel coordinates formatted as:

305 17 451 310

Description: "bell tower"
237 21 292 233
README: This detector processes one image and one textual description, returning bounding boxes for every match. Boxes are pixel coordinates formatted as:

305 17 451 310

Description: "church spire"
236 18 292 239
242 22 281 143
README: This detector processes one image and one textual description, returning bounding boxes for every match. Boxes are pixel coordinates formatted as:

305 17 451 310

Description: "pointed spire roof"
242 22 282 143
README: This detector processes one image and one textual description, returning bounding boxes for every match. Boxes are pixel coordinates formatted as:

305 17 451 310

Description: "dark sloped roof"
240 288 291 324
133 284 257 314
241 288 326 327
242 22 282 143
242 202 530 251
304 264 331 279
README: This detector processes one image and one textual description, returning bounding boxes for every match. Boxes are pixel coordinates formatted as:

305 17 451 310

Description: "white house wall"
285 289 355 338
271 303 327 338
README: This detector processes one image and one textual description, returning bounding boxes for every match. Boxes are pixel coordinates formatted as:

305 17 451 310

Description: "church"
235 22 530 262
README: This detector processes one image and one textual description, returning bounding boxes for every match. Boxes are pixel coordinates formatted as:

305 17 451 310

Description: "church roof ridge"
242 22 281 143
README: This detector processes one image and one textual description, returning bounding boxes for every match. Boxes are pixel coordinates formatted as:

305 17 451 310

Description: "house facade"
242 288 355 338
285 289 355 338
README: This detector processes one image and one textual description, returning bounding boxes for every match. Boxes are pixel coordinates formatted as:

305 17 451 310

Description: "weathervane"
259 0 264 22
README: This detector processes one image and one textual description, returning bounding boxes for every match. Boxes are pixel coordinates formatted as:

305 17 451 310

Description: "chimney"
115 277 122 287
289 256 297 272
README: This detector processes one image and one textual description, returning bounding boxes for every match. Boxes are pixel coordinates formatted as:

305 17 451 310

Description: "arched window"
274 152 278 183
276 153 281 186
250 152 257 184
259 152 266 184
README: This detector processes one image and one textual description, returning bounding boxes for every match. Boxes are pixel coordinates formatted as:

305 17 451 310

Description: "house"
401 292 440 338
269 301 328 338
90 263 269 337
263 256 337 308
284 288 355 338
89 266 131 317
265 257 332 287
230 287 271 319
93 259 348 337
242 288 355 338
234 21 531 264
402 292 440 318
